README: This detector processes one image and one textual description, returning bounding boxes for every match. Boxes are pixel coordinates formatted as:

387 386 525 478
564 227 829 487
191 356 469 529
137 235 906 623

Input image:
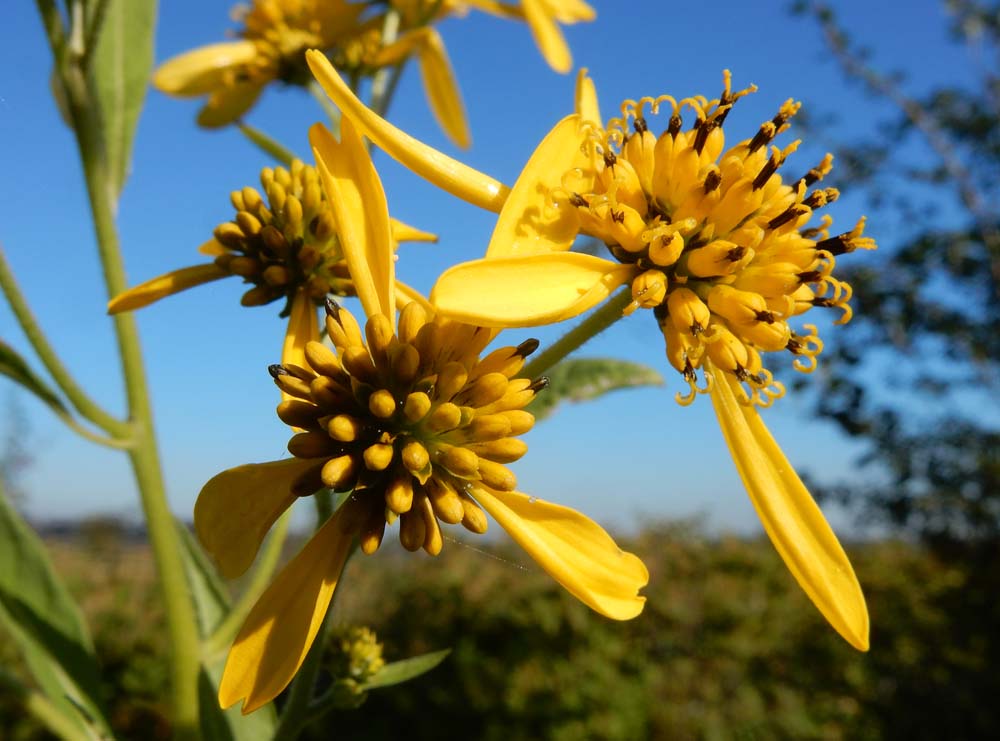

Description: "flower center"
271 299 546 556
562 72 876 406
211 160 356 316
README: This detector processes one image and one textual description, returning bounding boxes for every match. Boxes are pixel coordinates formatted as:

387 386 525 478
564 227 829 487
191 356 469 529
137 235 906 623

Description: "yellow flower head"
195 116 648 714
154 0 365 127
306 57 872 654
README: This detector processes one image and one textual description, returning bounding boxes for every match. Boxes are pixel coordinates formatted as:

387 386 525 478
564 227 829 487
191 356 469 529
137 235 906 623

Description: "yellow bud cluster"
273 299 545 556
211 160 355 315
323 625 386 696
566 73 876 405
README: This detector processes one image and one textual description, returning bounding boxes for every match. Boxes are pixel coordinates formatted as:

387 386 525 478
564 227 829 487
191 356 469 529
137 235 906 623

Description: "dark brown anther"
693 120 716 154
798 164 827 188
812 298 834 308
726 245 748 262
816 234 851 256
690 321 705 336
752 155 781 191
610 209 626 224
803 187 839 209
755 310 777 324
797 270 822 284
703 170 722 194
569 193 589 208
767 206 807 230
603 150 618 168
667 115 682 137
528 377 550 393
747 125 772 154
516 338 540 357
682 360 697 383
786 338 803 354
325 297 341 319
268 364 289 378
634 116 648 134
734 365 750 382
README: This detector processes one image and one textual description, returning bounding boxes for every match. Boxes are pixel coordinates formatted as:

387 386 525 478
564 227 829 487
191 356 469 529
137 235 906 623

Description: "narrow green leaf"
87 0 157 201
0 483 112 738
0 339 69 413
237 123 298 167
175 520 230 638
362 648 451 690
527 357 665 421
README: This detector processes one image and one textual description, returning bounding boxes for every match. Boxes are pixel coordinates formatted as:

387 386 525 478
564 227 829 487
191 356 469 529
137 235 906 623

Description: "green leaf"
362 649 451 690
0 482 112 738
527 357 665 421
175 520 230 638
87 0 157 201
0 340 70 414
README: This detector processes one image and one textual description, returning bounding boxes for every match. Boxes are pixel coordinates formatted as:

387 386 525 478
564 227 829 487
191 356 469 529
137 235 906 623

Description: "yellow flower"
154 0 366 127
195 116 648 713
107 157 435 369
308 55 873 652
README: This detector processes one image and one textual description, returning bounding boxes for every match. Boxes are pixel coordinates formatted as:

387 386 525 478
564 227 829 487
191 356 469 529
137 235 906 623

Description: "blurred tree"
792 0 1000 547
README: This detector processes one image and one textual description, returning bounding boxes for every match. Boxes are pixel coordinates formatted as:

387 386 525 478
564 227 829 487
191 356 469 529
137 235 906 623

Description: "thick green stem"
69 95 201 739
0 247 129 439
521 289 633 378
0 669 89 741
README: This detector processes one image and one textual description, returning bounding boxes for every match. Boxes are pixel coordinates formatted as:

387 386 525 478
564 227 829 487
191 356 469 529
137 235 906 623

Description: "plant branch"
521 290 633 378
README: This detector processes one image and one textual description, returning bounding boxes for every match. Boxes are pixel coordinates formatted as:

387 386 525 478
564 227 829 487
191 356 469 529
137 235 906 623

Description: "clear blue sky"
0 1 975 533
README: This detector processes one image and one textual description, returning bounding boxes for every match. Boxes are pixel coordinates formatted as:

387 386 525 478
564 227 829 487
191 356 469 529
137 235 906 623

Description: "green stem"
203 508 292 659
521 289 633 378
0 247 130 439
67 91 201 739
369 9 402 118
309 80 342 137
237 123 297 167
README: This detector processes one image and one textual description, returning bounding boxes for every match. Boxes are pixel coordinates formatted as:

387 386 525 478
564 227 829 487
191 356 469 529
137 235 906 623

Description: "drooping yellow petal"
219 512 353 713
574 67 601 126
522 0 573 73
470 486 648 620
486 115 593 258
194 458 315 580
546 0 596 23
389 218 438 244
306 51 510 213
153 41 259 95
281 290 318 370
197 81 264 128
310 120 395 327
431 253 633 327
394 280 435 314
107 264 228 314
708 367 870 651
414 29 471 149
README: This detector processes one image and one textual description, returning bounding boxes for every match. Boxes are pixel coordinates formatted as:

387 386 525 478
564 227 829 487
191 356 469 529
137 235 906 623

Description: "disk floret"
564 72 876 406
211 160 353 314
271 299 546 556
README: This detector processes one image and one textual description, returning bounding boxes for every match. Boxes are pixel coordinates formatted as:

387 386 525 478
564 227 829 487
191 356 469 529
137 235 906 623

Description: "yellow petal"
522 0 573 73
310 120 395 327
281 290 318 369
153 41 259 95
414 29 471 149
194 458 314 580
546 0 596 23
197 81 264 128
470 486 648 620
431 253 632 327
198 238 229 256
390 218 438 244
394 279 435 314
486 115 592 258
107 264 228 314
460 0 524 20
219 513 352 713
708 367 870 651
574 67 601 125
306 51 510 213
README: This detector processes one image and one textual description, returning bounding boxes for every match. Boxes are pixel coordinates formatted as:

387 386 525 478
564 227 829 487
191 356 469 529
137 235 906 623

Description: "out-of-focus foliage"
791 1 1000 546
3 521 997 739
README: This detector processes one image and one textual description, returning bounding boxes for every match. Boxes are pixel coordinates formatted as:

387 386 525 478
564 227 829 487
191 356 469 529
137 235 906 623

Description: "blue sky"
0 1 976 533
